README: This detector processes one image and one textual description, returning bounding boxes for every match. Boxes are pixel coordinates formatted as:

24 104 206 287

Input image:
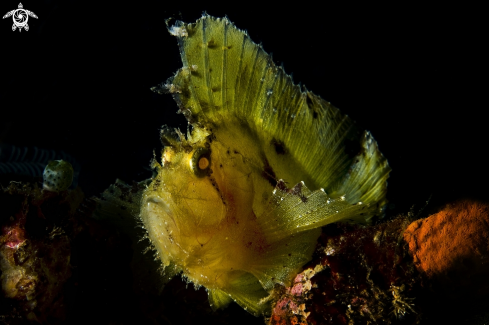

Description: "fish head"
141 125 218 264
140 122 263 287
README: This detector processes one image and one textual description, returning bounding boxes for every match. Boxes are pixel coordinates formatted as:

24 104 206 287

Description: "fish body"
139 15 390 315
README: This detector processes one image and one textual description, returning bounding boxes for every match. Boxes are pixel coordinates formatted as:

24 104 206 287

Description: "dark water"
0 1 485 324
1 2 485 204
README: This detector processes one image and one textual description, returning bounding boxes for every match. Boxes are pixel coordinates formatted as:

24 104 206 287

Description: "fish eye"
190 147 211 177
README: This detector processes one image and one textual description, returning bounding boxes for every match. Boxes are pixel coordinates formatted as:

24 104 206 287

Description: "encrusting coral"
269 217 422 325
269 200 489 325
403 199 489 299
0 182 81 323
2 176 488 324
0 179 140 324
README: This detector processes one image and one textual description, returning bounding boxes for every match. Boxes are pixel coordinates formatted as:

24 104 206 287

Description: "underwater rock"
0 182 80 323
269 217 422 325
3 177 486 324
403 199 489 300
0 180 137 324
269 200 489 325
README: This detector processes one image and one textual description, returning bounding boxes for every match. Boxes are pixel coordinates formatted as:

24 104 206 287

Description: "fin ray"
249 228 320 291
208 288 233 311
166 14 389 224
258 180 377 242
223 271 270 316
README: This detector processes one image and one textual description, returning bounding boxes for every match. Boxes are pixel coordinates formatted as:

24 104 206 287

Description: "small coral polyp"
4 227 26 249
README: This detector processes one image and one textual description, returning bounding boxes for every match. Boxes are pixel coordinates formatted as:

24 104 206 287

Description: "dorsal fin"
162 14 390 222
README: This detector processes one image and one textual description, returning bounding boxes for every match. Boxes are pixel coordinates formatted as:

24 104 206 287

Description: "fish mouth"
143 195 178 228
140 194 182 266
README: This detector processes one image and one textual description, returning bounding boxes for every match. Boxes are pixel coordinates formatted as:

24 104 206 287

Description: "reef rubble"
269 199 489 325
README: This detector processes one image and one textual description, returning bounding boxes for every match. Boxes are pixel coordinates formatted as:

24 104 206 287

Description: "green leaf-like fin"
208 288 233 311
220 271 270 316
208 271 269 316
248 179 379 292
163 15 390 223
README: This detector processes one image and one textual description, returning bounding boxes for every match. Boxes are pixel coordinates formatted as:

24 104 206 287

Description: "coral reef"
2 179 489 324
0 181 137 324
0 182 82 323
270 217 422 325
269 200 489 325
403 199 489 299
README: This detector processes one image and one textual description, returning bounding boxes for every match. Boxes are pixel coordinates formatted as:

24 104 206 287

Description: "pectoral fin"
258 180 376 243
248 180 377 290
208 288 233 311
217 271 270 316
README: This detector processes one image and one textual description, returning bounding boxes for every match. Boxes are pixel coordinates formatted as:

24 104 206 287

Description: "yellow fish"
105 15 390 316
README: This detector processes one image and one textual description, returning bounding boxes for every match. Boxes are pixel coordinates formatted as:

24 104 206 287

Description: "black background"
0 1 485 218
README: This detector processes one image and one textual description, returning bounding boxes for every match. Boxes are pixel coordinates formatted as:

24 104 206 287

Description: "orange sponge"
403 199 489 297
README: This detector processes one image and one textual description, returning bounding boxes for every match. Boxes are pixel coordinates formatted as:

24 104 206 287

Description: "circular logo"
13 9 28 28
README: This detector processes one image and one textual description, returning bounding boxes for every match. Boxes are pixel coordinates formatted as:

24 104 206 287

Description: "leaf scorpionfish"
102 15 391 316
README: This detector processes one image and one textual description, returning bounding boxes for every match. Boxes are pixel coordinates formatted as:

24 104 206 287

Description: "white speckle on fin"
169 25 188 37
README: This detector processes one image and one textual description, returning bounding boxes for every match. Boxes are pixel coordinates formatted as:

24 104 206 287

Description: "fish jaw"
140 180 267 291
140 193 179 268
